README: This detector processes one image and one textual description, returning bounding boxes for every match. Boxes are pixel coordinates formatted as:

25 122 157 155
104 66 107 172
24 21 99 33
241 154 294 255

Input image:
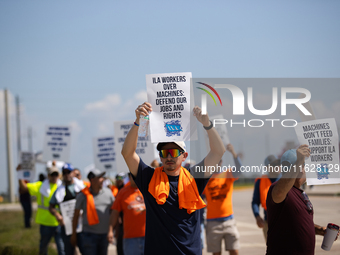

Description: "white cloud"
84 94 121 112
80 91 148 136
69 121 82 135
98 123 111 133
134 90 147 102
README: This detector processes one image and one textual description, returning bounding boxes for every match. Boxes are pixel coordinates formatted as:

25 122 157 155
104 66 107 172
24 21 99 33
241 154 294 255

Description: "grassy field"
0 210 57 255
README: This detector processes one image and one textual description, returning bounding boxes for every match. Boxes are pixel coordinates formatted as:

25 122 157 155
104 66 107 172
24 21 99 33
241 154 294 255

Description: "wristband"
134 122 139 127
203 120 213 130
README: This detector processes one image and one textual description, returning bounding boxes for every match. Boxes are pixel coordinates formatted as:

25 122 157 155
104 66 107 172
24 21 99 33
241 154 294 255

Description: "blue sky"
1 0 340 193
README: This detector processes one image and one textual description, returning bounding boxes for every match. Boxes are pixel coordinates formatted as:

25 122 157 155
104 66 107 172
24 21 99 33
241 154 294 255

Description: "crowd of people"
17 102 339 255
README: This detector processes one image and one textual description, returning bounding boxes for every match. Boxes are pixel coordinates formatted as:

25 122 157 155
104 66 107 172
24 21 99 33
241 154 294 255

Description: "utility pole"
28 126 33 152
4 89 15 203
16 96 21 158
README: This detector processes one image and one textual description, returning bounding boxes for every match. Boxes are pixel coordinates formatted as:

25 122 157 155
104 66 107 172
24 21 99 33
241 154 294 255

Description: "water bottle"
138 115 149 137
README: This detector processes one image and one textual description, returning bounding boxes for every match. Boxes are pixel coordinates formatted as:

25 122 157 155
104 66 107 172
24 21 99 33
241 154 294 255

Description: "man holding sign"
49 163 86 255
266 145 339 255
121 102 225 255
19 163 64 255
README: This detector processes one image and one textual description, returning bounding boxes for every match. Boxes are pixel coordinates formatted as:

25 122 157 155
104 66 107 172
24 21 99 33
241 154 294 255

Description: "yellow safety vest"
27 181 59 226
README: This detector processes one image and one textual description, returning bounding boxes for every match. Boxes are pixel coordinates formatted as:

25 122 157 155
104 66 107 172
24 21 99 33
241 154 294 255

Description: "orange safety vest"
83 181 91 188
81 187 99 225
259 176 272 211
148 166 206 214
110 185 119 197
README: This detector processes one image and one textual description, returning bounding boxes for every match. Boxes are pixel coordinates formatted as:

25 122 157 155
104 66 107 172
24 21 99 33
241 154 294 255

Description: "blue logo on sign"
164 120 183 137
316 164 330 180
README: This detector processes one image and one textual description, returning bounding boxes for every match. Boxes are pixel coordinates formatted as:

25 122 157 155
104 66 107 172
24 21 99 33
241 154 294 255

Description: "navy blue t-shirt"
133 158 209 255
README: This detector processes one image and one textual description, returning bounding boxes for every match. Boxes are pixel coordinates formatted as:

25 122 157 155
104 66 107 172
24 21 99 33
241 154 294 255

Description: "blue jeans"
200 222 205 249
81 232 109 255
60 226 84 255
20 195 32 228
39 225 65 255
123 237 145 255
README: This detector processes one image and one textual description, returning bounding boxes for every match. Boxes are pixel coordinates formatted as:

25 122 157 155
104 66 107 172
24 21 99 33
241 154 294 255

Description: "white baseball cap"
156 141 186 152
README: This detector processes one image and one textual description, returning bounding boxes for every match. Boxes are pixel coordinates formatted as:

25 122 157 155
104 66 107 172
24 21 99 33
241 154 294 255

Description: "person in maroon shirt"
266 145 339 255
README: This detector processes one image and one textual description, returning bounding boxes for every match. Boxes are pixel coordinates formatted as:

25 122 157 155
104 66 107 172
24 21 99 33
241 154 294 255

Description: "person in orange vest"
71 169 115 255
108 173 146 255
109 172 127 255
251 155 281 241
121 102 225 255
204 143 242 255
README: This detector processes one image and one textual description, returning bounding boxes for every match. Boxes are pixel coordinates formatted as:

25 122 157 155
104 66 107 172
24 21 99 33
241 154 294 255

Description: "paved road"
1 186 339 254
230 188 340 255
108 187 340 255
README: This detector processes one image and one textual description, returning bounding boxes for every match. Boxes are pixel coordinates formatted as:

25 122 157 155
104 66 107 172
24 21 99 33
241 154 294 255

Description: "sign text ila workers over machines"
295 118 340 185
146 72 197 143
42 126 71 162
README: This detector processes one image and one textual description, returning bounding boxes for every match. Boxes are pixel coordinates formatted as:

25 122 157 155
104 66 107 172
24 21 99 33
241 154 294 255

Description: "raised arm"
272 144 310 204
121 102 153 177
226 143 242 178
193 106 226 178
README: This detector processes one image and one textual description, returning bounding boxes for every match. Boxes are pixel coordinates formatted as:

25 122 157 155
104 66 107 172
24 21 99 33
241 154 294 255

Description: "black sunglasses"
50 172 59 177
301 191 313 212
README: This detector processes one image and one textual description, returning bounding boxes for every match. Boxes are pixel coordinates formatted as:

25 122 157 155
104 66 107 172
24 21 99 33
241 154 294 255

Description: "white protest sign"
17 151 36 182
93 136 116 175
114 121 156 173
295 118 340 185
42 126 71 162
146 72 197 143
59 199 82 236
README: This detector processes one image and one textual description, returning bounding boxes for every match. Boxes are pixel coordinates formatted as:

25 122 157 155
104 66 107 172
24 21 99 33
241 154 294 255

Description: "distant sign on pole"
17 151 35 182
42 126 71 162
146 72 197 143
93 136 116 174
114 121 156 173
295 118 340 185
